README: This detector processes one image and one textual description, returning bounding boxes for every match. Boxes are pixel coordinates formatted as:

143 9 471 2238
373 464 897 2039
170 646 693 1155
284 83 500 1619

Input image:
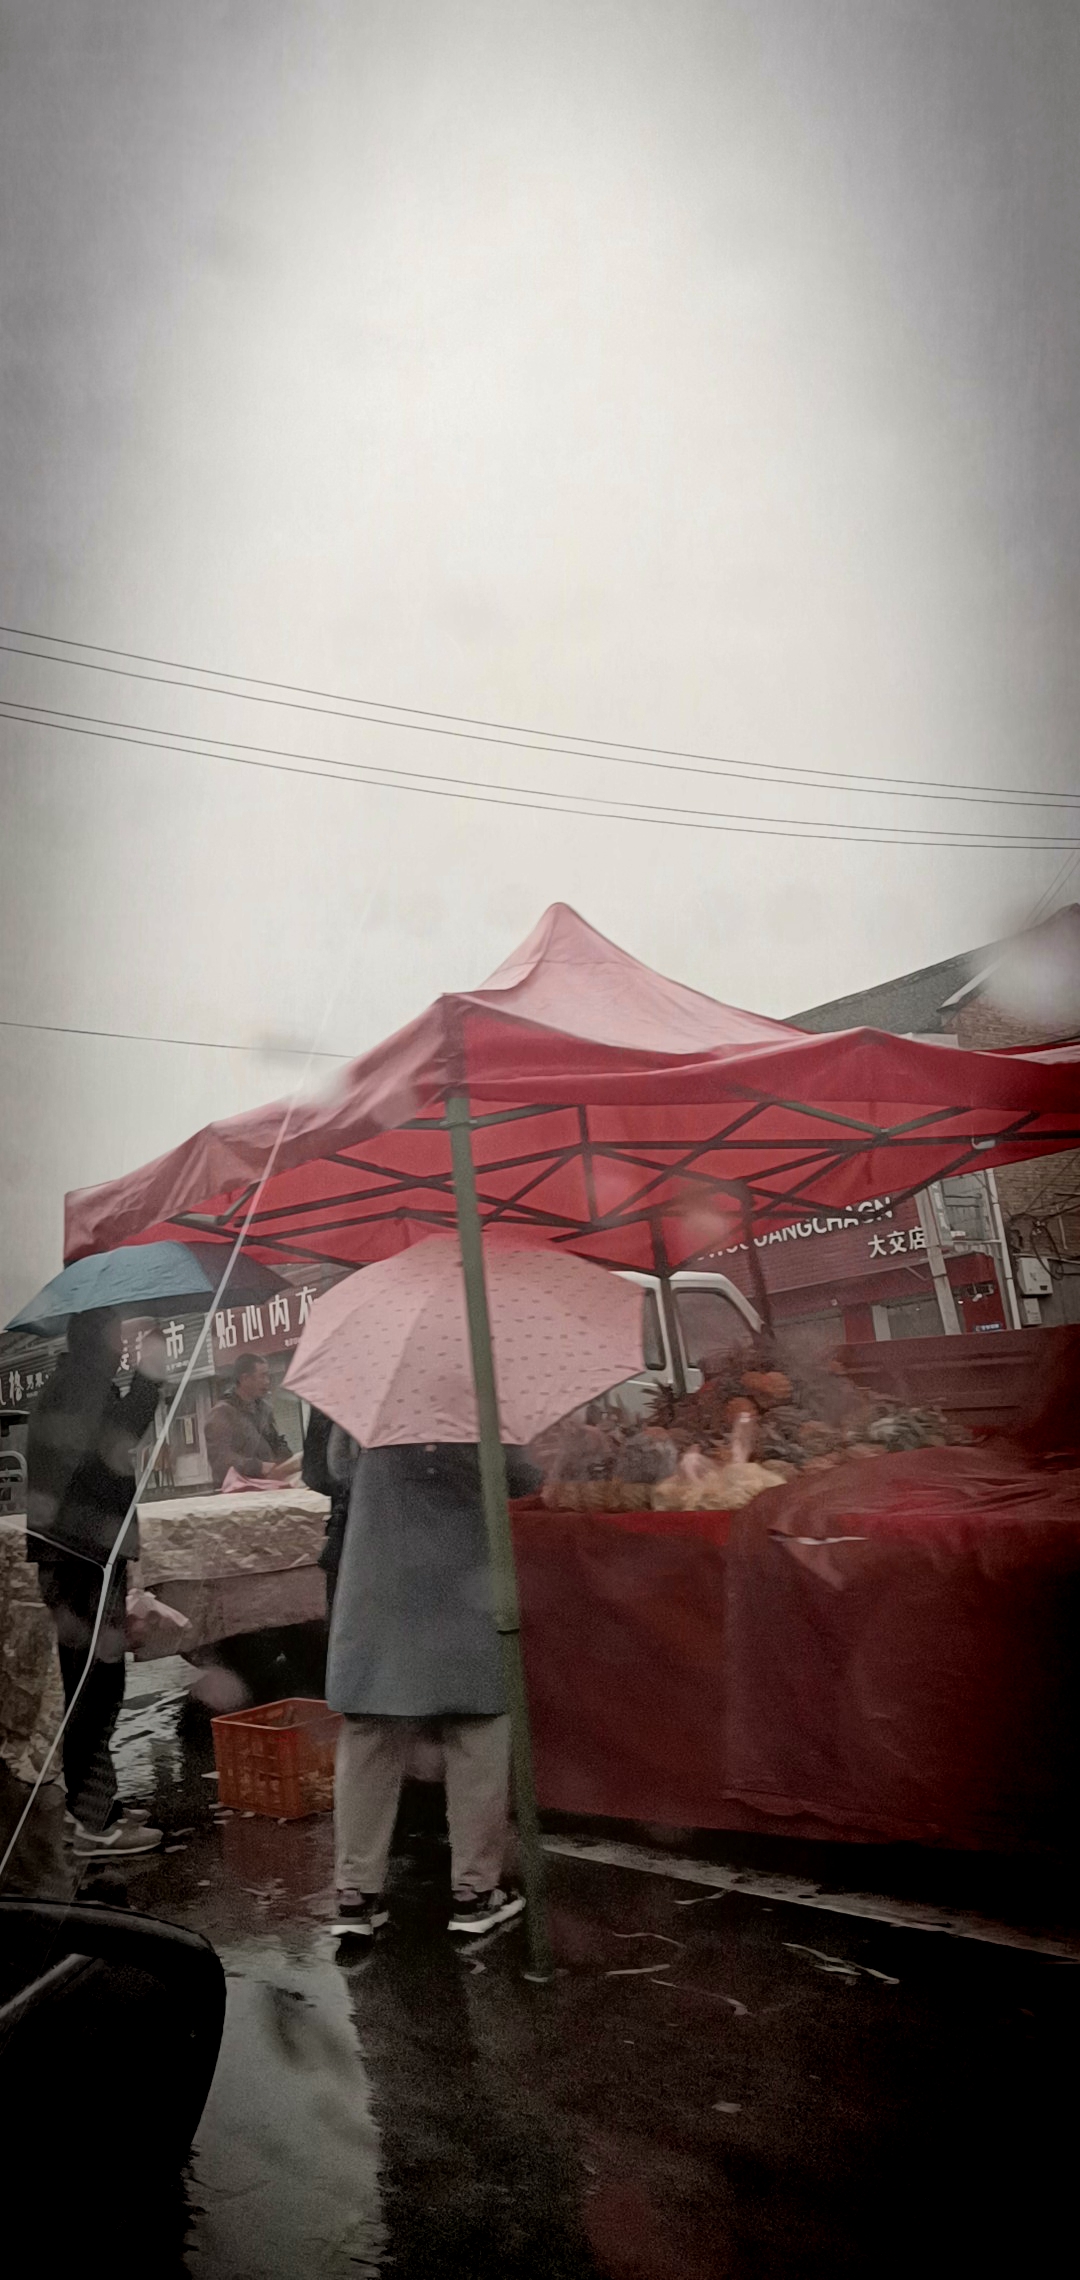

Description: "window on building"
886 1298 944 1340
936 1175 992 1248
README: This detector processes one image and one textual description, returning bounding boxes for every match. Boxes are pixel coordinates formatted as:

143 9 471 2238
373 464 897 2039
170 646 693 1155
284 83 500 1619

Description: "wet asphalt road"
3 1676 1077 2279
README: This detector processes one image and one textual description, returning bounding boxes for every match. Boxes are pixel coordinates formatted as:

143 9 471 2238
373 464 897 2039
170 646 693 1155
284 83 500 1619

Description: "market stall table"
0 1517 64 1783
514 1442 1080 1852
0 1486 329 1782
132 1484 329 1653
514 1498 736 1830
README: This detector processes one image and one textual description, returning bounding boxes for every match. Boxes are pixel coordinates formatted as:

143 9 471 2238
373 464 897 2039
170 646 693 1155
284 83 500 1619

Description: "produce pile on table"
534 1342 971 1513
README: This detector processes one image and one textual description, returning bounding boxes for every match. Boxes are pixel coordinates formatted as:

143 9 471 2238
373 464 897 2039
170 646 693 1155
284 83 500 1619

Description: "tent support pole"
649 1222 687 1398
446 1090 554 1983
735 1186 775 1349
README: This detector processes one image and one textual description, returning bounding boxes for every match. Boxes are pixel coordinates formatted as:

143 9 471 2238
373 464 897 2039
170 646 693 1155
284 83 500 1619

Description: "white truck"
607 1270 763 1416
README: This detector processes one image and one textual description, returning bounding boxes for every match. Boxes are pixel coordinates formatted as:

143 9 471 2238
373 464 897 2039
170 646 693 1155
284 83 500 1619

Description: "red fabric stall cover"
514 1503 736 1829
515 1451 1080 1849
723 1445 1080 1849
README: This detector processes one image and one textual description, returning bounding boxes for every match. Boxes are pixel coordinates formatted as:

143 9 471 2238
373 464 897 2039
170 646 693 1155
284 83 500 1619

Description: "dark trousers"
39 1556 128 1831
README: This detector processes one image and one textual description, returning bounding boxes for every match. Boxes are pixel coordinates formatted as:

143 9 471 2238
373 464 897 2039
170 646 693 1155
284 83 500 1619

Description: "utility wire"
1023 849 1080 927
1 622 1077 811
4 700 1079 851
0 1013 350 1057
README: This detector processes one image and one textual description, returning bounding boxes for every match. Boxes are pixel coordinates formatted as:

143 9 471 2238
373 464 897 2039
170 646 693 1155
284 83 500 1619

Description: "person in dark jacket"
205 1352 300 1489
327 1440 539 1940
25 1309 166 1857
301 1406 359 1618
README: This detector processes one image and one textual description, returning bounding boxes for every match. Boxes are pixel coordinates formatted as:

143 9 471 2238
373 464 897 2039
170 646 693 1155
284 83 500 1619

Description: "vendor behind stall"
205 1352 301 1489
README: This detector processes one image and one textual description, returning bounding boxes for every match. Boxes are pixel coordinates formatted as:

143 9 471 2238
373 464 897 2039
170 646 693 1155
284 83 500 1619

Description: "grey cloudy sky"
2 1 1079 1318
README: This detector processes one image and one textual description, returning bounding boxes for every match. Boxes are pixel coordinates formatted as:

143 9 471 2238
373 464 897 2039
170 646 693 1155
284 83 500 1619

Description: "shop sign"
0 1358 52 1409
711 1196 927 1289
210 1283 319 1367
117 1314 215 1382
721 1197 905 1256
2 1309 220 1409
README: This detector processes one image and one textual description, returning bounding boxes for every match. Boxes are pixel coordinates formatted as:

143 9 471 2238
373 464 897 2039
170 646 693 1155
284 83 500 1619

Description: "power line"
0 1013 350 1057
9 694 1080 845
1023 850 1080 927
1 621 1077 811
4 698 1080 850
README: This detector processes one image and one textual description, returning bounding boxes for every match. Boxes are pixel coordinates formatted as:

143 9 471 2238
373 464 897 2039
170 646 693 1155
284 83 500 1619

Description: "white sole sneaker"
330 1905 390 1938
448 1891 527 1937
71 1819 163 1859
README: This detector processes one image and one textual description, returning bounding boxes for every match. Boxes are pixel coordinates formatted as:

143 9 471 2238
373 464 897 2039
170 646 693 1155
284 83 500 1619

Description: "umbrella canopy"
6 1240 287 1335
64 904 1080 1276
283 1232 645 1447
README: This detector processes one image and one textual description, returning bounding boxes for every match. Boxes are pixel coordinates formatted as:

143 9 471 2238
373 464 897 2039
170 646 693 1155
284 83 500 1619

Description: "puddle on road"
112 1686 386 2273
186 1939 386 2280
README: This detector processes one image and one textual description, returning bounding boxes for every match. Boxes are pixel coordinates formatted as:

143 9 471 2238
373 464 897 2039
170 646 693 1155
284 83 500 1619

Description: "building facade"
787 903 1080 1334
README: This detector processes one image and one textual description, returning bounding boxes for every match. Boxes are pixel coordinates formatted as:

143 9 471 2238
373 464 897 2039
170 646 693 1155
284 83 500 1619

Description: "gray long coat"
326 1442 540 1719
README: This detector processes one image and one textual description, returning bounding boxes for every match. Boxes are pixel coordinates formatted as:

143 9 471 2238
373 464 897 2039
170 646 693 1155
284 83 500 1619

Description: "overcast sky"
2 1 1079 1320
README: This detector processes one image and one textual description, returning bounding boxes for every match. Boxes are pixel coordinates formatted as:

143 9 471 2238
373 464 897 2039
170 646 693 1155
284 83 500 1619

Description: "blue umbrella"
5 1241 287 1335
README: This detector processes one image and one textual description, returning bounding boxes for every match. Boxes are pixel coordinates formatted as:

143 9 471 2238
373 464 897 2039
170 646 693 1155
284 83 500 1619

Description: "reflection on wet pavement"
187 1946 385 2279
1 1674 1077 2277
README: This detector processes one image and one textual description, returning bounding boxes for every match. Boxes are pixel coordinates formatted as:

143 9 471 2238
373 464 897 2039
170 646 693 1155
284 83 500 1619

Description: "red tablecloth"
513 1446 1080 1849
515 1501 737 1830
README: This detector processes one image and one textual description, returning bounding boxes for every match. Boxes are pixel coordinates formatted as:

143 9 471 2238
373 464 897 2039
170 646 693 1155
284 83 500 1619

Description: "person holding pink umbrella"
284 1232 645 1943
325 1436 540 1940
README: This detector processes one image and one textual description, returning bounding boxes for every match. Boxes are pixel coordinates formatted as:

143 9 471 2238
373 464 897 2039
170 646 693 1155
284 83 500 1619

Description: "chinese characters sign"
0 1359 52 1409
868 1227 926 1260
0 1285 320 1408
116 1314 215 1382
210 1284 317 1367
707 1194 941 1297
718 1197 919 1270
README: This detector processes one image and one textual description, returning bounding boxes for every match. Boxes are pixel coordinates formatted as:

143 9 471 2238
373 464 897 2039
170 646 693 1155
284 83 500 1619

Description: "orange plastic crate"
211 1696 342 1818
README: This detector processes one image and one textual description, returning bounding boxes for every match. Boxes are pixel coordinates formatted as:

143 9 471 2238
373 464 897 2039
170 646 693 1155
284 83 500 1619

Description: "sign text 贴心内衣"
209 1283 319 1367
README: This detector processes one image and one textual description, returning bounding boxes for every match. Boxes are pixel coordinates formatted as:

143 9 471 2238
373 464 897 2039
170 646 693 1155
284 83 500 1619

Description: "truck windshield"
676 1289 749 1369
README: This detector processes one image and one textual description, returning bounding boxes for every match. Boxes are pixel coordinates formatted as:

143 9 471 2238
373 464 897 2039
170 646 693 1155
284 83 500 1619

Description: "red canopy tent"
63 905 1080 1969
66 903 1080 1277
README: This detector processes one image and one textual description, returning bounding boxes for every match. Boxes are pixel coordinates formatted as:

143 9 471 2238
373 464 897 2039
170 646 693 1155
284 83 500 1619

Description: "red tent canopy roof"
65 905 1080 1276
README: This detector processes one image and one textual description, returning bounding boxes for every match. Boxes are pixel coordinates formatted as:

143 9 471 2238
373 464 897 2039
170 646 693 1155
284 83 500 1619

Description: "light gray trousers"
335 1713 511 1899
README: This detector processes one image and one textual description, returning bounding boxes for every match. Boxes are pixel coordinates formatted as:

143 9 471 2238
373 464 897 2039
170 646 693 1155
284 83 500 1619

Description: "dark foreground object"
0 1896 225 2266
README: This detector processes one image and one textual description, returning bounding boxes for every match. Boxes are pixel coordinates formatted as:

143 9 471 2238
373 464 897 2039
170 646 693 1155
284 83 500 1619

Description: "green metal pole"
649 1220 687 1397
446 1090 555 1982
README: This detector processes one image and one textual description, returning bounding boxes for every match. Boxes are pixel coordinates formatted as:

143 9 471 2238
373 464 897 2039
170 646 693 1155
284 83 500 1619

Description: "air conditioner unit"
1016 1254 1053 1298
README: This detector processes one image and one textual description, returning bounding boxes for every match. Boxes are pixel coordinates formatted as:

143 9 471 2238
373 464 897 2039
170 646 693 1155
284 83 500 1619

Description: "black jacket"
302 1408 359 1575
26 1315 161 1567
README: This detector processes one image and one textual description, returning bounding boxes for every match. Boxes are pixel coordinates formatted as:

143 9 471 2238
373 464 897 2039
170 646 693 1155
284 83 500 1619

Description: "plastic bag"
652 1445 788 1512
126 1588 191 1655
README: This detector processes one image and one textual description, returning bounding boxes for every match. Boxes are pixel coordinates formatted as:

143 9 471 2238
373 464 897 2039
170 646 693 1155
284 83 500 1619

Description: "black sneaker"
330 1894 389 1938
447 1888 526 1937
